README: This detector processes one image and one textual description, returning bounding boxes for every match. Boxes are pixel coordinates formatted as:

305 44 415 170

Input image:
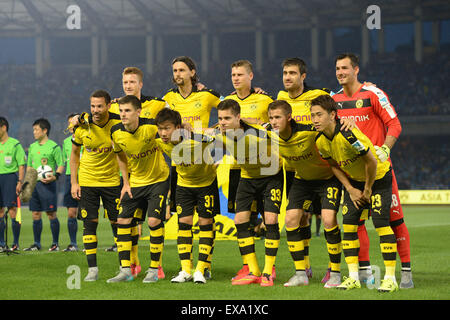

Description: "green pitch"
1 206 449 300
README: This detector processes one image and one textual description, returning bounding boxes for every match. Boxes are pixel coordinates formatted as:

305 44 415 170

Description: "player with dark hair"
311 94 398 292
0 117 26 252
223 60 274 280
71 90 122 281
333 52 413 289
266 100 343 288
162 57 221 269
277 57 332 280
155 108 218 284
163 56 221 130
108 66 168 278
215 99 282 287
108 95 170 283
24 118 64 252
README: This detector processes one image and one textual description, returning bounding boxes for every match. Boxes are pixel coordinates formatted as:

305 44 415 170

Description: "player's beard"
173 77 185 86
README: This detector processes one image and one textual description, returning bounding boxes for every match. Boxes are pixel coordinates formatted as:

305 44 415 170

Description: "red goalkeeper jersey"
332 84 402 147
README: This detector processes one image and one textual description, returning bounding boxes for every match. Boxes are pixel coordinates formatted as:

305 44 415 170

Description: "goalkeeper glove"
374 144 390 162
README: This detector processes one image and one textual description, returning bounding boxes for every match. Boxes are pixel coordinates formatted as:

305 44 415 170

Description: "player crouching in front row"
311 94 398 292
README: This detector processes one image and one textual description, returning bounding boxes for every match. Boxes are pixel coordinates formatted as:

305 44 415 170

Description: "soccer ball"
37 165 54 180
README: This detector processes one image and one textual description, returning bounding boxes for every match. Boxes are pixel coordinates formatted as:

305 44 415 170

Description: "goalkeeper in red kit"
332 53 413 289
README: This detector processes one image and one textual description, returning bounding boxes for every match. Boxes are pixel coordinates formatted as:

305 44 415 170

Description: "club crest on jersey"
356 99 364 108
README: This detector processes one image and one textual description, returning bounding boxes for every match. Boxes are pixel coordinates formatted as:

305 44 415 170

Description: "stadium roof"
0 0 449 37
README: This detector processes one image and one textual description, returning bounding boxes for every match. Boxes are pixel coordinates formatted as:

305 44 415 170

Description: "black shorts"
341 170 392 225
285 170 295 195
119 178 170 222
228 168 263 214
235 170 284 214
286 176 342 212
0 173 18 208
63 175 79 208
30 181 58 212
169 166 177 213
78 186 121 221
176 178 220 219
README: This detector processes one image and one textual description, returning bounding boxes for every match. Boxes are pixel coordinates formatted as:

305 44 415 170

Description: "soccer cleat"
143 268 159 283
260 273 274 287
336 277 361 290
306 267 313 279
158 265 165 279
400 271 414 289
359 269 375 285
231 265 249 280
271 266 276 280
84 267 98 282
324 272 342 288
193 271 207 284
231 272 260 285
171 270 193 283
283 271 309 287
321 268 331 284
131 263 142 278
107 268 134 283
63 244 78 252
23 244 41 251
378 278 399 292
0 245 6 252
105 244 117 252
10 244 20 252
48 244 60 252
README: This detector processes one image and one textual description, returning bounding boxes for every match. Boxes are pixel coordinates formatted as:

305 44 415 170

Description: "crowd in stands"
391 136 449 190
0 51 448 189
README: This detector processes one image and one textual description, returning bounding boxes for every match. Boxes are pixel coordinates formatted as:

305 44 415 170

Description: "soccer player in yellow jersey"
163 56 221 130
155 108 218 284
225 60 274 124
162 56 221 223
277 58 330 125
277 58 331 278
108 66 167 278
108 95 170 283
311 95 398 292
215 99 282 287
224 60 272 276
70 90 121 282
266 100 343 288
109 67 167 119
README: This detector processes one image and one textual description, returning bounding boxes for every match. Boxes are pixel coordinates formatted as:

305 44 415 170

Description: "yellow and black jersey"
223 89 273 170
109 95 167 119
156 132 216 188
110 118 169 187
72 112 121 187
315 122 390 182
215 120 281 179
277 84 330 124
224 89 273 124
163 87 221 129
267 119 333 181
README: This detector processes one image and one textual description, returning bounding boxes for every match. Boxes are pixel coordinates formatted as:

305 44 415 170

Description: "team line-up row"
0 53 413 292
